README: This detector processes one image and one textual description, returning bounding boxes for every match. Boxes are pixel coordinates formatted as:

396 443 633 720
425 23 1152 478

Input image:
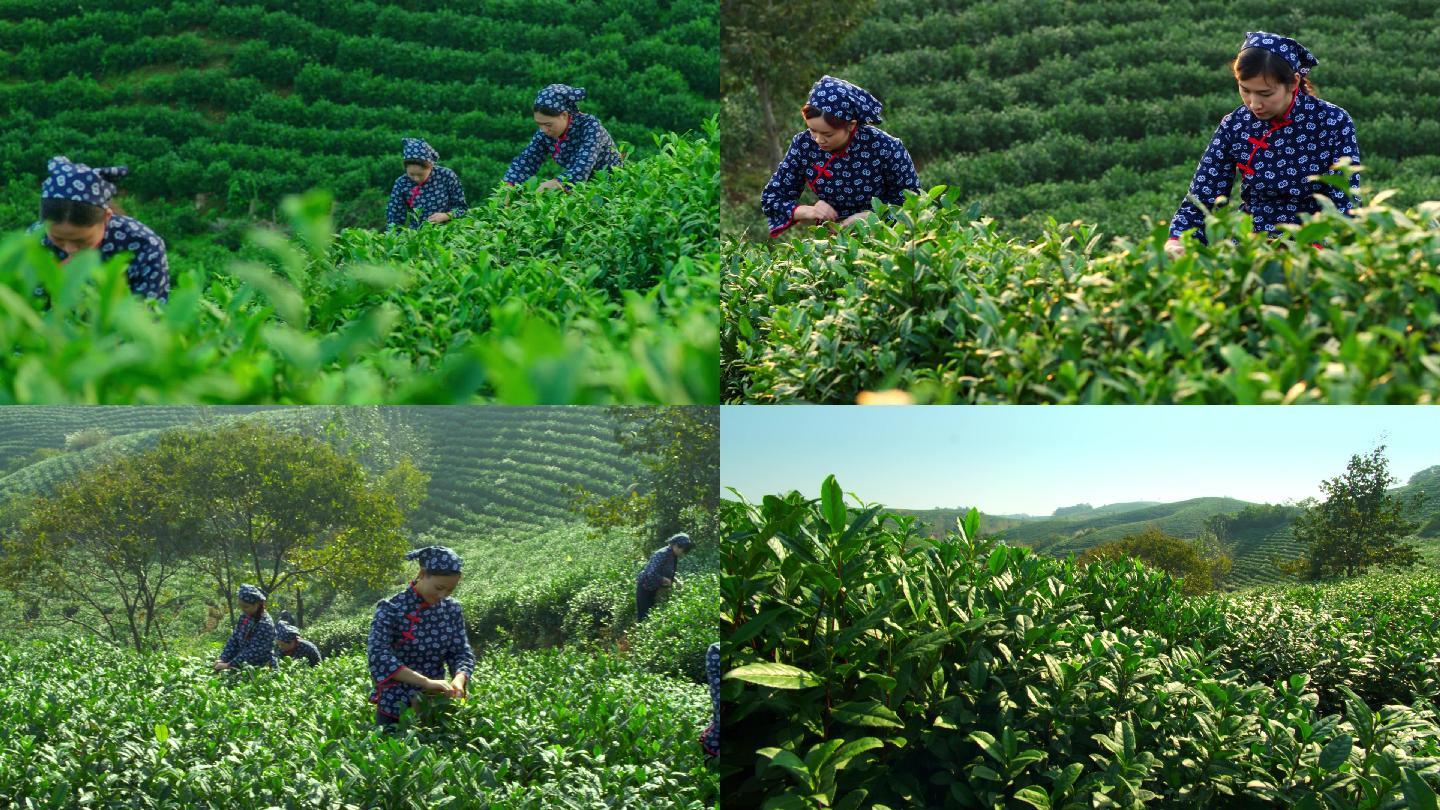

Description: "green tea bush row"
723 187 1440 404
0 640 716 808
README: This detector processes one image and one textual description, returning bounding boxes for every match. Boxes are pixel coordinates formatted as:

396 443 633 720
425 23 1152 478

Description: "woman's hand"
840 211 872 228
426 212 451 224
1165 238 1186 258
421 677 452 695
448 673 468 699
538 178 564 192
812 200 840 221
212 660 231 671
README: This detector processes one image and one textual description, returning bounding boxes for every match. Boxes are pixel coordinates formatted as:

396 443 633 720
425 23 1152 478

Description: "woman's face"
1237 74 1298 121
405 162 433 184
535 111 570 139
415 571 461 604
46 216 108 255
805 116 854 153
240 601 261 617
278 637 298 652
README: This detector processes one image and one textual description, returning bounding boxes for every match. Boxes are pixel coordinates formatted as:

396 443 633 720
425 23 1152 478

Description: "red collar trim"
808 125 859 192
1236 86 1301 178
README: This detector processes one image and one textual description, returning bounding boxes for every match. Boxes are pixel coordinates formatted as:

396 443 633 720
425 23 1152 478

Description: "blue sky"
721 407 1440 514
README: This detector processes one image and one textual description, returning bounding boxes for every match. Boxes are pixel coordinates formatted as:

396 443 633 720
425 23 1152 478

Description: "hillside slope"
0 0 718 229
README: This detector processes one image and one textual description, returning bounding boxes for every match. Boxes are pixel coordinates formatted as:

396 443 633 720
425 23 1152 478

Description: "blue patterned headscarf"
406 545 463 574
402 138 439 162
807 76 884 124
1242 32 1318 75
669 533 694 549
41 156 129 207
274 621 299 642
534 84 586 114
238 584 266 604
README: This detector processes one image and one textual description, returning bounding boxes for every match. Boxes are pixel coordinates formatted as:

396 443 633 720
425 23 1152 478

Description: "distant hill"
773 463 1440 590
893 508 1039 537
997 497 1252 555
1396 465 1440 536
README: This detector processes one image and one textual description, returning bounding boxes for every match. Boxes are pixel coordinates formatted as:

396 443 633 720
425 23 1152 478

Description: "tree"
1189 529 1234 590
1290 446 1421 580
1 453 201 652
570 407 719 557
721 0 875 165
1077 526 1220 596
157 421 412 626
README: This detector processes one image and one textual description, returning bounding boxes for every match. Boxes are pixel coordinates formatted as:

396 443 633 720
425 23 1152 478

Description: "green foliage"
572 407 721 554
61 427 110 453
724 188 1440 403
151 420 410 599
2 449 199 652
1206 502 1299 543
1077 526 1222 596
1291 446 1423 579
722 476 1440 808
721 0 876 170
0 640 716 808
1 130 719 404
1213 572 1440 714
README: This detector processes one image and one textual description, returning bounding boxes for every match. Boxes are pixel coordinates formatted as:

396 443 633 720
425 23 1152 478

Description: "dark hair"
40 197 108 226
534 106 567 117
1233 46 1315 97
403 159 432 169
801 104 851 130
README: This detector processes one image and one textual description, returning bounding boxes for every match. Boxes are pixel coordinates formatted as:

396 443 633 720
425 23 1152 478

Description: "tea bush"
0 640 717 808
723 188 1440 403
1 129 719 404
721 476 1440 808
1213 572 1440 715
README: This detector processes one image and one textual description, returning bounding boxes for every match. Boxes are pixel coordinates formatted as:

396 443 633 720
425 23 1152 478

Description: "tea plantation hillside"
0 0 717 230
722 0 1440 241
0 1 721 404
3 131 720 404
0 408 721 807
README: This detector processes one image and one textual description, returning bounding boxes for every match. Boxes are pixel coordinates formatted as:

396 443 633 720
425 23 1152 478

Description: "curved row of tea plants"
2 130 719 404
0 640 717 809
722 188 1440 403
720 478 1440 808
